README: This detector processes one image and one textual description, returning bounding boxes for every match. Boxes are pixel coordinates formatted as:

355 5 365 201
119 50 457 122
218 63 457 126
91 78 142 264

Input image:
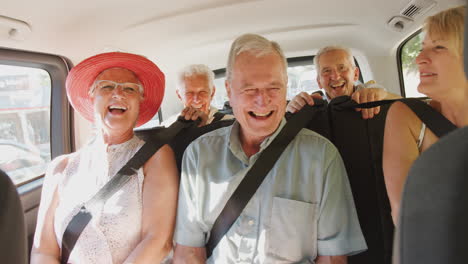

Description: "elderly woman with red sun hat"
31 52 178 264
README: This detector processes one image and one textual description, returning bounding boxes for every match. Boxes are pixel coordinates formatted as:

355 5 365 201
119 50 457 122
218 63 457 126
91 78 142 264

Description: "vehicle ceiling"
0 0 464 115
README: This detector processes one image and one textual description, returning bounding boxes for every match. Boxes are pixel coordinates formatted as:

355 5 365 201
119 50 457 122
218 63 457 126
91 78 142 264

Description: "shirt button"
248 220 255 226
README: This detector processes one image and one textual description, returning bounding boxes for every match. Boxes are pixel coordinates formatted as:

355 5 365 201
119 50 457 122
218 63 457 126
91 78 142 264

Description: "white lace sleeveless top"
54 135 145 264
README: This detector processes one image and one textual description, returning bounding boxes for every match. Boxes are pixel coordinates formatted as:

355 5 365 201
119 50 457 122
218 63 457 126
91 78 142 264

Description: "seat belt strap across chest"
205 101 323 258
60 119 198 264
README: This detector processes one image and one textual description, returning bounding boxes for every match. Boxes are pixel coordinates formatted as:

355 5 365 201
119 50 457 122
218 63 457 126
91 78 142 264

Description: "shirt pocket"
267 197 317 263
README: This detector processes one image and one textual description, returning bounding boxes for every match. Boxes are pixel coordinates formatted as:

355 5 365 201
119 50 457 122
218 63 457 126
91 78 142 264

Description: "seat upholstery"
0 169 28 264
288 96 394 264
395 126 468 264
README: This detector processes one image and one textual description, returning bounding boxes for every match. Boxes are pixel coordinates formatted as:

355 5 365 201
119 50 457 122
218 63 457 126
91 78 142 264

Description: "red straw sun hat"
66 52 165 127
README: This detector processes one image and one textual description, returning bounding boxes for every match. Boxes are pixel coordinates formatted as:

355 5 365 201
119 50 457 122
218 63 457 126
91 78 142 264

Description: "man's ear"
317 75 323 90
353 66 360 82
225 80 231 99
211 85 216 97
176 89 183 101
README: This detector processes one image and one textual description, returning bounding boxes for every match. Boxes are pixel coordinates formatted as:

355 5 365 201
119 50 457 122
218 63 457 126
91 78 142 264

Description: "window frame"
396 29 423 98
0 47 73 186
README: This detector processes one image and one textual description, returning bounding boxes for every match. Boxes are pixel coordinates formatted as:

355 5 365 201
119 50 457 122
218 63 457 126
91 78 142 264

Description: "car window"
212 77 228 109
400 31 425 97
0 64 51 185
287 64 319 100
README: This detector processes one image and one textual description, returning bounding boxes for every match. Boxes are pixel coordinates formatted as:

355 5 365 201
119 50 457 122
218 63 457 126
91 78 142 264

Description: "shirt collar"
206 105 219 124
208 105 218 118
228 118 287 165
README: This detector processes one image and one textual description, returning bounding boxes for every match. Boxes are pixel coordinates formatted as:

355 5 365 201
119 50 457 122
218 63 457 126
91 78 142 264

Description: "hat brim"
66 52 165 127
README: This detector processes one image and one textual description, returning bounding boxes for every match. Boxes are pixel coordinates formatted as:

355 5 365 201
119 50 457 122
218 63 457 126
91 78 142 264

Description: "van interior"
0 0 465 262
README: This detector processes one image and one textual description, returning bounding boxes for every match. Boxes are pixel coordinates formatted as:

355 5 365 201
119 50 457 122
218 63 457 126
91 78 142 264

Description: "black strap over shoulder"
349 97 457 138
205 101 323 258
170 118 235 172
212 111 226 123
398 98 457 138
284 95 456 264
60 119 199 264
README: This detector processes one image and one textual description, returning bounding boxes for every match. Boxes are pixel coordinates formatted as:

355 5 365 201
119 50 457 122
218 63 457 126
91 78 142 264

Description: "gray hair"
226 33 288 82
313 45 356 74
177 64 215 92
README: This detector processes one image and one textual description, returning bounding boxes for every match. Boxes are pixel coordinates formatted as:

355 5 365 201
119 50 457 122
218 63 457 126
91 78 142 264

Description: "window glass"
286 64 319 100
401 31 425 97
211 63 319 109
212 78 228 109
0 64 51 185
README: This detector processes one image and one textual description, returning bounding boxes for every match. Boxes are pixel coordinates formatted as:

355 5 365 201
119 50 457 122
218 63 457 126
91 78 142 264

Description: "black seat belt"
282 96 454 264
398 99 457 138
60 119 198 264
212 111 226 123
205 101 324 258
350 98 457 138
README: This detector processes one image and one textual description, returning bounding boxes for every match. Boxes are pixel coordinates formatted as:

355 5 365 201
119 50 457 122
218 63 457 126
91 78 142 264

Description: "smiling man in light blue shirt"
173 33 367 264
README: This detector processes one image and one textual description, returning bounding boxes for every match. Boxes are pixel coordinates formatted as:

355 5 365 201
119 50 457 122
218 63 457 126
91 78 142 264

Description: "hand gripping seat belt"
283 96 456 264
60 119 199 264
343 97 455 264
205 101 322 258
326 96 392 264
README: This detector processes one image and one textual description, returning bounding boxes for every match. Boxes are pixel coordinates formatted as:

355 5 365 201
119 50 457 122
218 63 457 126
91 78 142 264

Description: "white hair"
314 45 356 74
226 33 288 82
177 64 215 92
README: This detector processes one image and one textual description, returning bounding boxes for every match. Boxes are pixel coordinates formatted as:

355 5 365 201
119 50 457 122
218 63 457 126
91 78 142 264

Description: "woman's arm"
124 144 179 263
31 156 68 264
383 102 421 224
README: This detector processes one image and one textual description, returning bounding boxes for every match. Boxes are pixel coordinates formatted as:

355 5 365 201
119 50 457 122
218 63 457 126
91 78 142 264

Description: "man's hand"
352 80 402 119
180 106 208 127
286 92 323 113
351 87 387 119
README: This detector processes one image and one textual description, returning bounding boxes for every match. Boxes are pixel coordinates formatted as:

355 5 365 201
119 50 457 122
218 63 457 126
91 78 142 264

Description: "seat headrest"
396 126 468 264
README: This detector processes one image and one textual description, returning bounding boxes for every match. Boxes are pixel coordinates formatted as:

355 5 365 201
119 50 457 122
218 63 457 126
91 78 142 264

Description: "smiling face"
177 74 214 114
226 51 287 145
317 49 359 99
416 33 466 99
91 67 143 134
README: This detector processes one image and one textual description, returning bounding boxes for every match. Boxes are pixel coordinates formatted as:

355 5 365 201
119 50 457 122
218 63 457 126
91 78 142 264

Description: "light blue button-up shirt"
175 119 367 263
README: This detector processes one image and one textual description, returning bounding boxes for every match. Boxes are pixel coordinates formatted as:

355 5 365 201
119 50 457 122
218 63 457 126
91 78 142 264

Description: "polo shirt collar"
228 118 287 165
